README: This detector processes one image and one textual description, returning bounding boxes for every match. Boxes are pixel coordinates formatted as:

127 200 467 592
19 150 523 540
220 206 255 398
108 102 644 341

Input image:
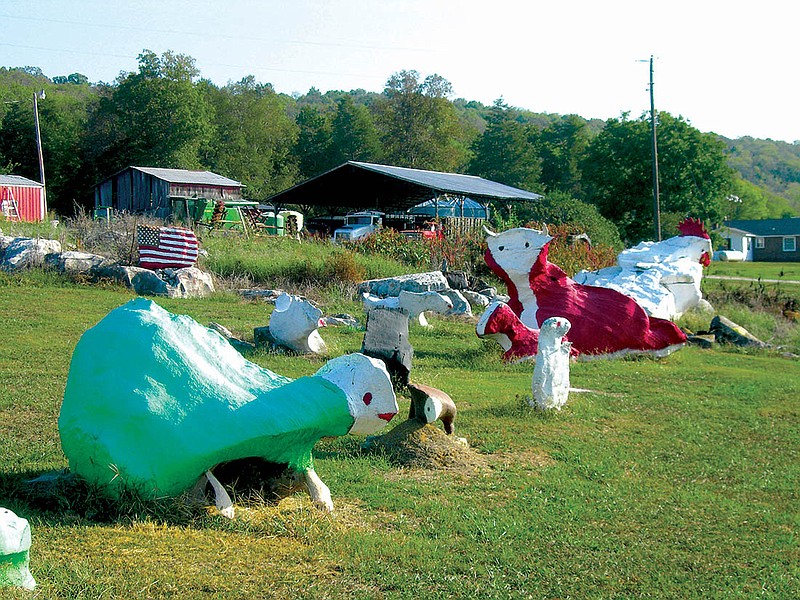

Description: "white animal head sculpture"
269 293 327 354
484 225 554 276
316 353 398 435
0 507 35 590
539 316 571 346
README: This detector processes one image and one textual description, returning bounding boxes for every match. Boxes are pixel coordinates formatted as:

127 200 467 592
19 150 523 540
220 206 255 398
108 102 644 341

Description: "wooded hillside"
1 51 797 243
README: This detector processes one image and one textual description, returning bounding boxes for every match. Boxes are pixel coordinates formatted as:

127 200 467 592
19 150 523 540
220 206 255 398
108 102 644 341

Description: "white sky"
2 0 798 143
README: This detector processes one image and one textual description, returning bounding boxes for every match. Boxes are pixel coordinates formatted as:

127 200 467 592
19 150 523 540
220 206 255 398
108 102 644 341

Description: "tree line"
1 50 798 244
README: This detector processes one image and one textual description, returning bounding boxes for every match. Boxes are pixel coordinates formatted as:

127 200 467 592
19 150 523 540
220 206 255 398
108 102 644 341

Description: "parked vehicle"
401 221 444 240
333 211 383 242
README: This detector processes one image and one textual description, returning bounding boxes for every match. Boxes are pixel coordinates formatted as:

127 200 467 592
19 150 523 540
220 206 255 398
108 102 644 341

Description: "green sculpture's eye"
362 392 372 405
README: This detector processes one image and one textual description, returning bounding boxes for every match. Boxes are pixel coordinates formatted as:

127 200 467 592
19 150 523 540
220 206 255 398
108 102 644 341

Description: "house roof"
723 218 800 237
266 161 542 212
0 174 43 188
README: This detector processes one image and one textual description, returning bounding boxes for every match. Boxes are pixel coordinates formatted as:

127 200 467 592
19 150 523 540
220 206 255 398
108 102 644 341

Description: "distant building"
0 175 45 222
719 218 800 262
94 166 243 220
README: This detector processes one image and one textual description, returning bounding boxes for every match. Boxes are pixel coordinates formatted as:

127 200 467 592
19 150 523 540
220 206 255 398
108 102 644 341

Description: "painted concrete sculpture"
476 300 540 362
0 507 35 590
407 383 457 434
268 292 327 354
574 218 713 320
361 307 414 385
484 226 686 358
362 290 453 327
59 298 398 513
531 317 573 411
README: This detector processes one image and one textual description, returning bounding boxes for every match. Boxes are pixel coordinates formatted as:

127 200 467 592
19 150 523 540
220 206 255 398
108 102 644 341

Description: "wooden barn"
0 175 46 222
94 166 244 220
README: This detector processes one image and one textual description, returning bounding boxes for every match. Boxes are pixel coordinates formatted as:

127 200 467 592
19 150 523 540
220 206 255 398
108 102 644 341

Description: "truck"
333 211 383 242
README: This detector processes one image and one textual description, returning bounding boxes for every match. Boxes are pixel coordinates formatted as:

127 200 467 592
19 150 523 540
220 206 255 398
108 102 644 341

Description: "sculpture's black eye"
498 245 504 251
525 242 530 248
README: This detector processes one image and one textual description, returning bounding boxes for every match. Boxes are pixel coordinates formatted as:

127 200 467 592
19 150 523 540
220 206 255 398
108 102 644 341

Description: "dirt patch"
363 419 488 471
488 449 556 470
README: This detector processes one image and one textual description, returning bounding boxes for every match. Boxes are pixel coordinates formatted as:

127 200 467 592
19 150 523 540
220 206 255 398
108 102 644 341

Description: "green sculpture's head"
316 353 398 435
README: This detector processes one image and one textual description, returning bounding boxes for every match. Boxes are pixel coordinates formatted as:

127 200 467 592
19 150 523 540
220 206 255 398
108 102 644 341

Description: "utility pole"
648 56 661 241
33 89 47 217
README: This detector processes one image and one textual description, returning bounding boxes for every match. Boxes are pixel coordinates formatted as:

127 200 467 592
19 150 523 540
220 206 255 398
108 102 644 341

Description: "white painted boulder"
361 290 453 327
44 250 114 274
531 317 573 411
0 507 35 590
441 289 473 318
0 236 61 271
358 271 449 297
268 292 327 354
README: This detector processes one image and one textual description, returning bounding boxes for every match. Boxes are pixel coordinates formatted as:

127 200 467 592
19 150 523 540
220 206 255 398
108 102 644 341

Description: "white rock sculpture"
574 224 713 321
361 290 453 327
268 292 327 354
441 289 473 318
0 507 35 590
531 317 572 411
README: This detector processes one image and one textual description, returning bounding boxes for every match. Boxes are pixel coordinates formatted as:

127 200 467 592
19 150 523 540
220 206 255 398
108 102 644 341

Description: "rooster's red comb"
678 217 709 239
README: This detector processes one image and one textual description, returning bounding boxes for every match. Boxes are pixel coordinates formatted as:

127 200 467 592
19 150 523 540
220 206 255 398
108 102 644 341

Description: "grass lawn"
1 271 798 599
706 261 800 281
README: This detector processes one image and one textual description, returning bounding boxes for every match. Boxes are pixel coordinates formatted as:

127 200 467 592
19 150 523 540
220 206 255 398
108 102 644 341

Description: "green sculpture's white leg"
189 471 234 519
304 468 333 513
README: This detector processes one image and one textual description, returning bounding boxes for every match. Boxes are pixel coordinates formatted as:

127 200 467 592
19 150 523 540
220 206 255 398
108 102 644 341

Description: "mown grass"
706 260 800 281
1 269 798 599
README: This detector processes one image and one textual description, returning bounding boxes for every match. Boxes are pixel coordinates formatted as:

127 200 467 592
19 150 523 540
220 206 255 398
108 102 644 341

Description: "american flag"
137 224 199 270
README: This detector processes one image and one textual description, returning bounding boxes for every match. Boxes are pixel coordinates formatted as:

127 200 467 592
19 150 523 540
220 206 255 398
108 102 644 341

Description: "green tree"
375 70 463 170
0 79 95 213
582 112 735 243
330 96 381 164
539 114 592 197
526 190 622 249
97 50 211 170
467 99 541 190
201 76 298 200
294 105 335 179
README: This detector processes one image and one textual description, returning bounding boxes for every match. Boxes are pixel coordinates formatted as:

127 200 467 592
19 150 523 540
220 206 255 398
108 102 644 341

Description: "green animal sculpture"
59 298 398 513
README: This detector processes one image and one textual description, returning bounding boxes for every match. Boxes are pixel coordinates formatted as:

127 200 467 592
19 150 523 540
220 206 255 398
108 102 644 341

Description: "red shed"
0 175 46 222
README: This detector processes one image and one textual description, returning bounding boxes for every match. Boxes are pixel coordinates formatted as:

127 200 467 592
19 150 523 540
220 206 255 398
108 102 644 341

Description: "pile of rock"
358 268 504 319
0 234 214 298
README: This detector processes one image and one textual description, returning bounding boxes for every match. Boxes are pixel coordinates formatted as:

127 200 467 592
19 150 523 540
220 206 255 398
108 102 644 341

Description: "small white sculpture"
361 290 453 327
268 292 327 354
531 317 572 411
0 507 35 590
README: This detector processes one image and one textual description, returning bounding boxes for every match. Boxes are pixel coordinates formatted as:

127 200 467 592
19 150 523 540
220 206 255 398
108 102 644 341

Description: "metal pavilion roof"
266 161 542 213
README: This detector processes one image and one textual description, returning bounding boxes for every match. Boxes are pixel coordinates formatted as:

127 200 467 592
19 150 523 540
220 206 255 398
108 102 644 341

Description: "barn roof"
266 161 542 212
96 167 242 188
0 174 43 188
724 218 800 237
131 167 242 187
